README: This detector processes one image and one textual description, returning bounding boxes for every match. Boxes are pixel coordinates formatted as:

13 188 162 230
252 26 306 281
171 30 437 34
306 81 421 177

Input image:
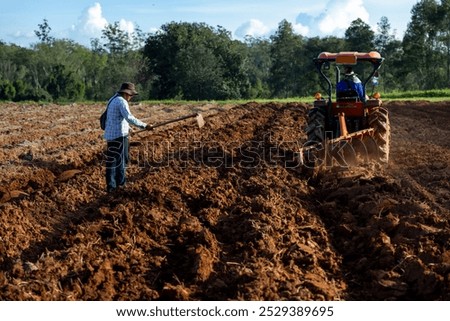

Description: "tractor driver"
336 66 366 102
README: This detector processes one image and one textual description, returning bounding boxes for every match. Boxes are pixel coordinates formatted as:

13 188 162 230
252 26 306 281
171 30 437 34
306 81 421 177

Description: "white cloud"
292 23 309 36
318 0 369 34
234 0 369 40
73 2 108 37
118 19 135 35
148 27 160 34
235 19 270 38
11 30 35 39
295 0 370 37
69 3 136 46
6 30 36 47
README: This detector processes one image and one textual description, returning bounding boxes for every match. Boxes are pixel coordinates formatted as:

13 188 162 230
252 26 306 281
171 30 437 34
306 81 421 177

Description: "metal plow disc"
361 134 382 162
324 133 383 168
300 128 382 170
322 140 357 168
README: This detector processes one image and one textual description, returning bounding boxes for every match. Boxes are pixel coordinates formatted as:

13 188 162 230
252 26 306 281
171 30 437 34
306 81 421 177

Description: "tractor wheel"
368 107 390 163
303 107 326 168
305 107 326 145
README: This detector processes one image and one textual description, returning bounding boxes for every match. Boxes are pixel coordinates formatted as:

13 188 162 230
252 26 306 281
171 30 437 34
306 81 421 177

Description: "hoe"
301 51 390 168
130 112 205 147
136 112 205 133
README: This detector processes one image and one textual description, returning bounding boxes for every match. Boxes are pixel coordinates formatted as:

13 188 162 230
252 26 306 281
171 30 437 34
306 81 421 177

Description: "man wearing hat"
336 66 365 102
103 82 152 193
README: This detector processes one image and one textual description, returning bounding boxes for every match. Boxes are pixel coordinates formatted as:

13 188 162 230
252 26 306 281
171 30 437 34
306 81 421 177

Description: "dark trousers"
105 136 129 192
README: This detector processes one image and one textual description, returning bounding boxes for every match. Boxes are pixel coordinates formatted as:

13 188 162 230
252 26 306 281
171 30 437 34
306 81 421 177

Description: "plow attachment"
300 128 381 168
302 105 390 169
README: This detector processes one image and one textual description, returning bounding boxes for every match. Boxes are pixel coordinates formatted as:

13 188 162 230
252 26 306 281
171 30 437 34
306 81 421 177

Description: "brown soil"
0 100 449 300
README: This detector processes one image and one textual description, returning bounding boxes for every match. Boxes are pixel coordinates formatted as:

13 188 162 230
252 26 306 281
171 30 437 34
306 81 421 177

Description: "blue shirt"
103 94 147 141
336 75 365 101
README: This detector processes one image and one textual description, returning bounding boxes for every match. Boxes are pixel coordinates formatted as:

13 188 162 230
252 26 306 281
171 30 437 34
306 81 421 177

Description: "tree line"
0 0 449 102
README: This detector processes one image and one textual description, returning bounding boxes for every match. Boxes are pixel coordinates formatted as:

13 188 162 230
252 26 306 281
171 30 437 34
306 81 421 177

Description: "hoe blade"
196 113 205 128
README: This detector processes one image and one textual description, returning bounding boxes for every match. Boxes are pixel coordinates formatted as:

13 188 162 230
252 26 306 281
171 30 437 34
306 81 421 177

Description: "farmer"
103 82 152 193
336 66 366 102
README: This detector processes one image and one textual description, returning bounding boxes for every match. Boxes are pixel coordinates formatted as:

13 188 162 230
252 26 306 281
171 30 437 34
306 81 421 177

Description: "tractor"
302 51 390 168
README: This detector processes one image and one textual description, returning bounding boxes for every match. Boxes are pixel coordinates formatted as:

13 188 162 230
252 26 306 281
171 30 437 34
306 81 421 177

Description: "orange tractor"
302 51 390 168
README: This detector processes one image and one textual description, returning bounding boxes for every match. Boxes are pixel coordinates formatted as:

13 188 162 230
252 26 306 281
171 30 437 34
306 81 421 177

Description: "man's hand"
145 124 154 130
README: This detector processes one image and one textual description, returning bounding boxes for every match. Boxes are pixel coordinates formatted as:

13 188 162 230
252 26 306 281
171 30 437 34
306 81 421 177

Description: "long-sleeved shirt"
336 75 365 102
103 94 147 141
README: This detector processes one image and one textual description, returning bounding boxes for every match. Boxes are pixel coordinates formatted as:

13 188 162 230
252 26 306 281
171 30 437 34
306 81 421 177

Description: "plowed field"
0 100 449 300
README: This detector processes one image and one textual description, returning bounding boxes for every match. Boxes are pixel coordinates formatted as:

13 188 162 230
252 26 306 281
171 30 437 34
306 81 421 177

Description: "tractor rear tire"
368 107 390 163
306 107 326 145
303 107 326 169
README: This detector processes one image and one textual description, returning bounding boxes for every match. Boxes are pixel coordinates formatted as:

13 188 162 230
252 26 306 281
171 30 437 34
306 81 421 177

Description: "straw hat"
117 82 138 96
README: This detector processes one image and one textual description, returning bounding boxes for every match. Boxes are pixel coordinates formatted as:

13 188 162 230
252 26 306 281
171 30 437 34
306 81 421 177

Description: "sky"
0 0 420 48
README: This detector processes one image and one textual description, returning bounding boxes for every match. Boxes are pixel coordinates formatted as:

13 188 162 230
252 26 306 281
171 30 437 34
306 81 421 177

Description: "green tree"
13 79 30 101
32 39 93 101
0 42 45 100
175 44 224 99
344 18 375 52
374 17 395 55
269 20 304 98
45 64 85 101
84 42 108 100
0 80 16 100
343 19 376 82
102 22 131 55
402 0 444 90
144 22 248 100
374 16 403 92
34 19 55 44
99 22 150 99
244 36 272 98
436 0 450 85
302 36 347 95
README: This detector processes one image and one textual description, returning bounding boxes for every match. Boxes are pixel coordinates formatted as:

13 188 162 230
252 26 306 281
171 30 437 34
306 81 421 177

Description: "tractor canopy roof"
314 51 383 65
313 51 384 100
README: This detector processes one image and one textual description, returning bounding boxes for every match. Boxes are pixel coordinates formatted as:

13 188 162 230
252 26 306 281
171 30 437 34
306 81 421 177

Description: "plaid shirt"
103 94 147 141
